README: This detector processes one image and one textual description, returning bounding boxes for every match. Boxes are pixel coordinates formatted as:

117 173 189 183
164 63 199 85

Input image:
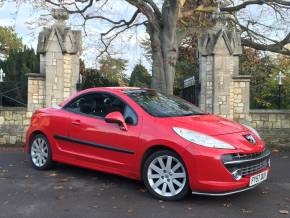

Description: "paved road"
0 149 289 218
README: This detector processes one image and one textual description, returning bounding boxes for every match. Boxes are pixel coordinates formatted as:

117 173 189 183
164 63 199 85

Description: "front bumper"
192 184 259 196
184 145 271 194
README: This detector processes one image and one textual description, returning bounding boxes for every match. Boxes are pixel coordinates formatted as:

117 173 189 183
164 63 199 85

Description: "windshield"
123 89 205 117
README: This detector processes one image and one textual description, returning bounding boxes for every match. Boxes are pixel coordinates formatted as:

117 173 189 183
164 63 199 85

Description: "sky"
0 0 151 76
0 0 289 76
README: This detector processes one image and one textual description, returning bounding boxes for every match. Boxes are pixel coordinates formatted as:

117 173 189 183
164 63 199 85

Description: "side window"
123 105 137 125
64 92 137 124
65 93 99 116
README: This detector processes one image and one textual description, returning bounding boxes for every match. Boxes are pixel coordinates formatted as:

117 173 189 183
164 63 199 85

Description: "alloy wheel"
30 136 49 168
147 155 186 197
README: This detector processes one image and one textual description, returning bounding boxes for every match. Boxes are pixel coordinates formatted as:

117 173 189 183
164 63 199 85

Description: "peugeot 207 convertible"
25 87 270 200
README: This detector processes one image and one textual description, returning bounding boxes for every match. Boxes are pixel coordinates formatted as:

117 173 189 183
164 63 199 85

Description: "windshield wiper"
183 112 205 116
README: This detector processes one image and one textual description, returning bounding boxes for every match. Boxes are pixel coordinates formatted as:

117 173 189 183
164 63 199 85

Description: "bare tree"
38 0 290 94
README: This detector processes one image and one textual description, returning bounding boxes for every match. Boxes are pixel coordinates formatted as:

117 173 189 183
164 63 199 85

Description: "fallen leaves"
53 185 64 190
223 202 232 208
127 209 134 213
89 205 99 209
279 210 289 215
241 208 253 214
281 155 288 159
272 149 280 153
56 195 65 200
48 172 57 177
59 178 69 182
138 188 147 193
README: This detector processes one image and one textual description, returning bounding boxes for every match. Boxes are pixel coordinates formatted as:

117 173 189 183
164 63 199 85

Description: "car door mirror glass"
105 111 128 131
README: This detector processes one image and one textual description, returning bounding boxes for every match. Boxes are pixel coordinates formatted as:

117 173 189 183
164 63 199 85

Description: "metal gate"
0 82 27 107
182 76 200 106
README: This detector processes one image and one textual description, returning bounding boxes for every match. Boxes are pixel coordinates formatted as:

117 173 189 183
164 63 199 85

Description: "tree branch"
86 9 140 25
143 0 162 18
126 0 160 29
100 9 140 37
221 0 290 12
98 21 148 58
242 33 290 55
45 0 95 14
229 16 290 55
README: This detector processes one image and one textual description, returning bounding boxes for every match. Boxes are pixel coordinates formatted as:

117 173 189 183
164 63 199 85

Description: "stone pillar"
36 8 82 108
230 75 251 121
27 73 45 112
198 20 250 120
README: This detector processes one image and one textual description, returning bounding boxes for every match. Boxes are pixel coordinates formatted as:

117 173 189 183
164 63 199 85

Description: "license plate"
249 170 268 186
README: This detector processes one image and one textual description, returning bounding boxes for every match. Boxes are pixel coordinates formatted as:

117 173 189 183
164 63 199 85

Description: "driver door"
60 92 142 175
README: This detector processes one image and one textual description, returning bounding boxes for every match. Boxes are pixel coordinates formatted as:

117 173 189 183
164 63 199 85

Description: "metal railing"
0 83 27 107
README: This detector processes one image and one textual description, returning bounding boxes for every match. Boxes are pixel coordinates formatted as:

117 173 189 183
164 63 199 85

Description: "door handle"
72 120 81 126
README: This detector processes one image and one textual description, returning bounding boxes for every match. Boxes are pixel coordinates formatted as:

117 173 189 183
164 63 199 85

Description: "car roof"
83 87 151 93
59 87 151 107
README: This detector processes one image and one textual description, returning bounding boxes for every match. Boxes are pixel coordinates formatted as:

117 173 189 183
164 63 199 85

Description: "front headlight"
242 124 261 139
173 127 235 149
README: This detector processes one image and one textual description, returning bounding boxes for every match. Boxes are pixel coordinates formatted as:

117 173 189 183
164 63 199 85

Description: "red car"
25 87 270 200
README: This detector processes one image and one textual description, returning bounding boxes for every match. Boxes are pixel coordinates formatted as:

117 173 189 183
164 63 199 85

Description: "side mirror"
105 111 128 131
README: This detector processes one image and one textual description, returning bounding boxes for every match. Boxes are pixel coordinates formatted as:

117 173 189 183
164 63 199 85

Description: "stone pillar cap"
51 8 69 22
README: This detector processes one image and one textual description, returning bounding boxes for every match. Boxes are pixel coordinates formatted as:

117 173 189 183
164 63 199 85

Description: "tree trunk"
148 0 179 95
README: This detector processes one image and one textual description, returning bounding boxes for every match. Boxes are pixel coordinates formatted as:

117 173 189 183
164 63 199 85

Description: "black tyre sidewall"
142 150 190 201
29 134 53 170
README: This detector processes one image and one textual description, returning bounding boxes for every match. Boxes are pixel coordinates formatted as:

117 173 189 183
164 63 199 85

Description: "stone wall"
250 110 290 129
250 110 290 149
0 107 32 145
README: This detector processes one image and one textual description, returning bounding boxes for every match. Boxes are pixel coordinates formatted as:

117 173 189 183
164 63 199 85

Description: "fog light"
232 169 242 181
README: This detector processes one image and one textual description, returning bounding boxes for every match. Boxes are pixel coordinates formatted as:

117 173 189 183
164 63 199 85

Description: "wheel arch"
28 130 48 146
140 144 185 181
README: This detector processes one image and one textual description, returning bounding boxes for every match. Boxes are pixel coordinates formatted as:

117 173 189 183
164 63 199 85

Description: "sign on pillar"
0 68 5 83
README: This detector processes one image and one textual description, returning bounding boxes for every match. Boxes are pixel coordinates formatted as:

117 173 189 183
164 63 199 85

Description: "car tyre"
143 150 189 201
29 134 53 170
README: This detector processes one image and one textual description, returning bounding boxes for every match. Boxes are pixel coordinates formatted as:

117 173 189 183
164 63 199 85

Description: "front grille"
222 150 270 177
239 159 268 176
231 152 263 161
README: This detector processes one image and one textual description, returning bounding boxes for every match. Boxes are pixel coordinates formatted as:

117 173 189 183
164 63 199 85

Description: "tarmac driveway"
0 148 289 218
